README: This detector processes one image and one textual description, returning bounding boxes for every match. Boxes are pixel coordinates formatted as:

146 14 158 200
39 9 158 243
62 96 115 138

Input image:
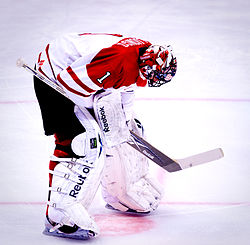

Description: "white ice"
0 0 250 244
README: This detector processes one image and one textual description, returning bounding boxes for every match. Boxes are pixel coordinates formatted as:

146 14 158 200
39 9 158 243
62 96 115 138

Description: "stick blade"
162 161 182 172
176 148 224 170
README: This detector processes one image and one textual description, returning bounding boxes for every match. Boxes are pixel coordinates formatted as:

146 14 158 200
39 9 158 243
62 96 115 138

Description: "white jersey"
37 33 151 112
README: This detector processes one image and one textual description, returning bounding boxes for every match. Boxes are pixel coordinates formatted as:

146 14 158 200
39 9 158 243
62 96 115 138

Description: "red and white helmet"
139 45 177 87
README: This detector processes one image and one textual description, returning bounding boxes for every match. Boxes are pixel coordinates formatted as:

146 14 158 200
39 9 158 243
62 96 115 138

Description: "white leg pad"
47 106 105 235
93 91 130 147
101 119 164 213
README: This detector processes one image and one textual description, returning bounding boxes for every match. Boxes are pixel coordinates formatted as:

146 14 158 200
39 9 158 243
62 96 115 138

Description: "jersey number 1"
97 72 111 84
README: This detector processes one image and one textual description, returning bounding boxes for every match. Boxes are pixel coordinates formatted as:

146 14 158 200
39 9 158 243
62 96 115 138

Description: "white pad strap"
50 156 95 169
93 91 130 147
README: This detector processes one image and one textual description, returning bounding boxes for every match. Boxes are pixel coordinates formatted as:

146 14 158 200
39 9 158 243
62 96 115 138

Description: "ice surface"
1 0 250 244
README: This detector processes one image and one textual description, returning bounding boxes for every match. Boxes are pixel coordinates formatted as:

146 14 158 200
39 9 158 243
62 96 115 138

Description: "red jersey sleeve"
87 38 151 89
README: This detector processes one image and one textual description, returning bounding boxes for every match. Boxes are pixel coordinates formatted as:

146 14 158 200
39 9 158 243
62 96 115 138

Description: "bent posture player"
34 33 177 239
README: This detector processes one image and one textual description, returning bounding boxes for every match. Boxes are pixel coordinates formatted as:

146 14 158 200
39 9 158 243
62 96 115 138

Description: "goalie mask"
139 45 177 87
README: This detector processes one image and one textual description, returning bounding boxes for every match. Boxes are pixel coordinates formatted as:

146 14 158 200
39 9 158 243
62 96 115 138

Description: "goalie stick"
128 130 223 172
16 58 224 172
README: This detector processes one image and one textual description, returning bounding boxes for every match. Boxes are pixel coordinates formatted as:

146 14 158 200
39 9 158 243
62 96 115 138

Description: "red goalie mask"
139 45 177 87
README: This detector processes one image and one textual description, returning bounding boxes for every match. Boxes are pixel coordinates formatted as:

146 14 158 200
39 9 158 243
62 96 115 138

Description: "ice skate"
43 218 95 240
